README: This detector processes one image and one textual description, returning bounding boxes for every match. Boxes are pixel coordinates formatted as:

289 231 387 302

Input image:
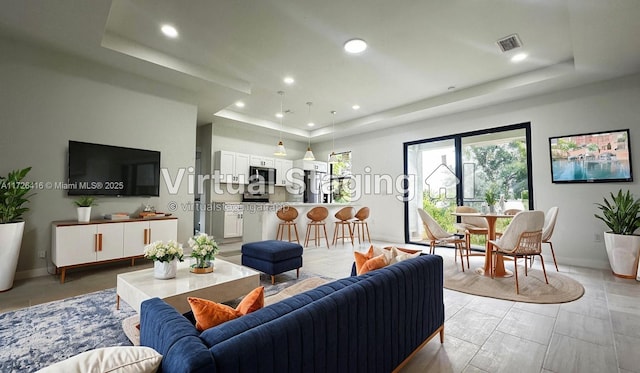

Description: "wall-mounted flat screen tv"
68 141 161 196
549 129 632 183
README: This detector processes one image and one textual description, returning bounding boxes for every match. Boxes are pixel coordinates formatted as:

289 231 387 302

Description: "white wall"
0 37 197 278
331 74 640 270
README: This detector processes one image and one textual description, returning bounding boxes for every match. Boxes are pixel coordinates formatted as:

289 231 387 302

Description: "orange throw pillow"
354 245 390 275
236 286 265 315
354 246 375 274
188 298 239 331
358 254 390 275
188 286 265 331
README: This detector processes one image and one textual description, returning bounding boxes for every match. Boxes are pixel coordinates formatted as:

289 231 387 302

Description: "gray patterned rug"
0 270 329 372
0 288 136 372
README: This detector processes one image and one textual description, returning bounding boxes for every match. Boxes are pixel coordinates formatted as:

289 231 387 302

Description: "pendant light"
303 102 316 160
328 110 338 164
274 90 287 156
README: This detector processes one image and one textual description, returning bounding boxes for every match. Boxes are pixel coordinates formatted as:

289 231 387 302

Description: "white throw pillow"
371 246 394 262
36 346 162 373
389 246 421 264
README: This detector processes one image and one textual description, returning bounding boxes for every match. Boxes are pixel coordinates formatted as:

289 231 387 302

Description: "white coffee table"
116 258 260 313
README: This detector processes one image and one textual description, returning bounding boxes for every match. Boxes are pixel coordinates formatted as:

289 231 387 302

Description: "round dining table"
452 212 515 277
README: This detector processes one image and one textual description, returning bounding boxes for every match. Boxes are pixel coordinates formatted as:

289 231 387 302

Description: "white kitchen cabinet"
223 209 244 238
210 203 243 241
249 155 275 168
52 217 178 283
214 150 250 184
274 159 294 186
294 160 328 173
123 219 178 257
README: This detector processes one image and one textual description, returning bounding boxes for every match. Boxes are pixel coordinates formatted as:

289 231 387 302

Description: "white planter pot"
604 232 640 279
77 207 91 222
154 259 177 279
0 221 25 291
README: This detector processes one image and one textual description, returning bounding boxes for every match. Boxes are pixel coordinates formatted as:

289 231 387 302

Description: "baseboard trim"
15 267 49 280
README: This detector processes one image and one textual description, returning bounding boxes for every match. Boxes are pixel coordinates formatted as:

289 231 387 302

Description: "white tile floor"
1 239 639 372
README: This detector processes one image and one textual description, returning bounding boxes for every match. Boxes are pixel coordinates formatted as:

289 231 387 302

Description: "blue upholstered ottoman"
241 240 303 284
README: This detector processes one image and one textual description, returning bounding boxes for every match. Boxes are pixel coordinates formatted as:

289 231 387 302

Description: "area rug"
0 271 332 372
443 256 584 304
0 288 136 372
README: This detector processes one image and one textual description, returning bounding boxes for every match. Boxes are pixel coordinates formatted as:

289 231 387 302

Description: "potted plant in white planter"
74 196 97 222
0 167 33 291
594 189 640 278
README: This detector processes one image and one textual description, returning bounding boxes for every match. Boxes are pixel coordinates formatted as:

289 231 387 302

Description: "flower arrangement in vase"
188 233 219 274
143 240 184 279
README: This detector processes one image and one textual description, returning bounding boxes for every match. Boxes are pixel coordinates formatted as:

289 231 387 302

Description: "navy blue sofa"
140 255 444 373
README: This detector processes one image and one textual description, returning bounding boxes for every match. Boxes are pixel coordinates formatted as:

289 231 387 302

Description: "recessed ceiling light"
344 38 367 54
161 24 178 38
307 122 315 127
283 76 295 85
511 53 528 63
275 112 283 118
352 104 360 110
234 101 245 108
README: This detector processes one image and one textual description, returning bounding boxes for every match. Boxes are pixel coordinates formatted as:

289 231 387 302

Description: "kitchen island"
242 202 358 245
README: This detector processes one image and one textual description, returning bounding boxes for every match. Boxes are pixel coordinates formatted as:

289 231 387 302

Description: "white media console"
51 216 178 283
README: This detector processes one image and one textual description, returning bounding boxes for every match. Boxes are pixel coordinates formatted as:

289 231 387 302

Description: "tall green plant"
594 189 640 235
0 167 33 224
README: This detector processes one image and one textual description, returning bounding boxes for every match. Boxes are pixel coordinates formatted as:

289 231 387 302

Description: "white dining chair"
453 205 489 252
417 208 468 271
488 210 546 294
530 206 559 271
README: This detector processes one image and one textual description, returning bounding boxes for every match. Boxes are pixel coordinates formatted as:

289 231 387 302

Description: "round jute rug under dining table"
443 256 585 304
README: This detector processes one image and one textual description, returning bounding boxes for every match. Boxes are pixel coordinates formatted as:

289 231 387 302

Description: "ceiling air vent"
496 34 522 53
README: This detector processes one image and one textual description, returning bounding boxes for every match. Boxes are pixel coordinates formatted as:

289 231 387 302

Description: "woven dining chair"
417 208 468 271
488 210 546 294
495 208 522 238
454 205 489 251
530 206 559 271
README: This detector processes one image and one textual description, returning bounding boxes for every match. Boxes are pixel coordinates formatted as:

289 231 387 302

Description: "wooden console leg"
60 268 66 284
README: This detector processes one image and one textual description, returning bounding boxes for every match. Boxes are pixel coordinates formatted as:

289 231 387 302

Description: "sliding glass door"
404 123 532 247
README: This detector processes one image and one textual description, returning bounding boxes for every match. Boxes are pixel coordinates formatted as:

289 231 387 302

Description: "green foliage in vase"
484 188 497 206
0 167 33 224
74 196 97 207
594 189 640 235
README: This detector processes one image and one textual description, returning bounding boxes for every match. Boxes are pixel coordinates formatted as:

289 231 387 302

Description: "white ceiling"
1 0 639 141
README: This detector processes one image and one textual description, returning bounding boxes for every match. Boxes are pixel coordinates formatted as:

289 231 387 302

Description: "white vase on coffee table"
154 259 177 279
